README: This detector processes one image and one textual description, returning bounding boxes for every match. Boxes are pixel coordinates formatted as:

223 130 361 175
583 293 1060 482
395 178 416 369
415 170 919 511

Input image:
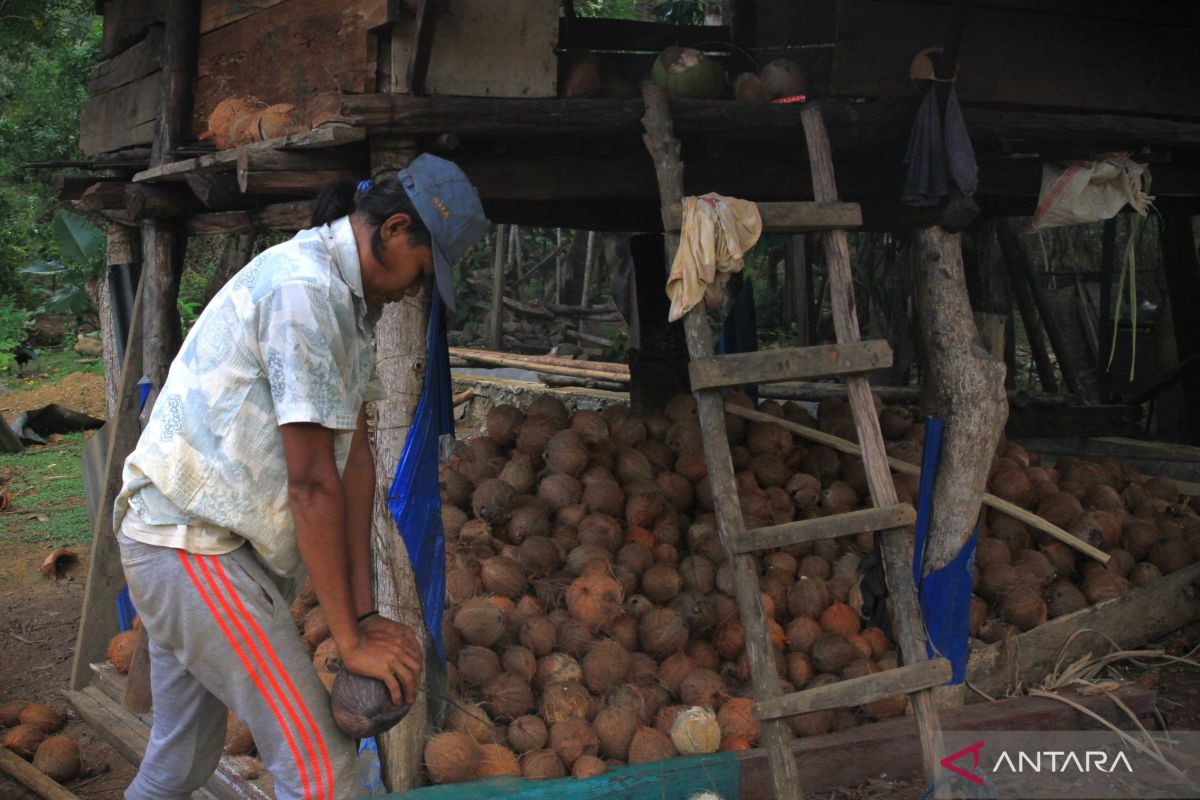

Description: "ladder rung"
689 340 892 392
735 503 916 554
663 201 863 234
754 658 952 721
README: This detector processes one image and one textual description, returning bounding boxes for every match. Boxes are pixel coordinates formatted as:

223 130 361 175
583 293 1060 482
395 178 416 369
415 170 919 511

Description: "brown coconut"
566 573 624 631
583 478 626 517
819 601 861 637
678 668 725 711
990 469 1037 508
527 396 570 429
1037 492 1084 529
517 615 557 657
572 754 608 778
1149 539 1193 575
458 645 502 688
106 630 139 673
521 748 566 780
473 479 517 524
485 404 525 445
3 724 46 760
482 672 535 721
1129 562 1163 587
594 707 637 760
477 743 521 777
540 474 583 512
0 700 30 728
628 726 678 764
454 597 506 647
810 634 857 674
716 698 760 744
1082 570 1129 604
425 731 481 784
549 718 600 768
582 639 631 693
19 704 64 734
481 556 528 599
638 608 689 660
997 584 1048 631
33 735 81 783
546 430 589 477
224 715 255 755
641 564 683 605
445 701 496 744
786 616 823 654
540 680 591 724
788 576 833 618
1046 580 1087 618
502 645 538 683
508 715 548 753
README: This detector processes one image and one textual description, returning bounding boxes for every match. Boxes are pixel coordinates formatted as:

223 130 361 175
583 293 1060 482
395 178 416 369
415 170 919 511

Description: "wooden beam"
0 746 79 800
738 503 916 554
52 174 126 202
76 181 131 213
755 658 952 721
185 201 314 235
966 562 1200 698
689 340 891 391
662 201 862 233
237 169 357 195
125 184 204 220
69 268 145 690
90 24 163 94
405 0 438 96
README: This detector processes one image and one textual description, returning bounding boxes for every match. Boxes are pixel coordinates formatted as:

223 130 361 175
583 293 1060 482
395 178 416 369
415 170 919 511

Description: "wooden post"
554 228 564 304
581 231 596 306
491 224 507 351
913 227 1008 575
640 83 802 800
368 135 431 793
70 271 146 690
96 224 139 419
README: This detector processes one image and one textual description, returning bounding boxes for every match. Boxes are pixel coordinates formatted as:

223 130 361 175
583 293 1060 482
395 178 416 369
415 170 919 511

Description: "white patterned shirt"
115 216 382 576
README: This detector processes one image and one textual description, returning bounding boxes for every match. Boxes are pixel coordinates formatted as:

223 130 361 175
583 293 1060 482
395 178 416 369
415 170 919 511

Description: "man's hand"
339 617 423 706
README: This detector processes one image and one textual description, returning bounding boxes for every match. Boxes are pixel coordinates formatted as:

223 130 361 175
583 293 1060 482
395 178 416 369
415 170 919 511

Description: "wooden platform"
62 664 274 800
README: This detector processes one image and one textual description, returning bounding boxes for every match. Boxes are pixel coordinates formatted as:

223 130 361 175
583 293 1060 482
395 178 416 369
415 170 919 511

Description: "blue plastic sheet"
387 299 454 665
912 416 976 684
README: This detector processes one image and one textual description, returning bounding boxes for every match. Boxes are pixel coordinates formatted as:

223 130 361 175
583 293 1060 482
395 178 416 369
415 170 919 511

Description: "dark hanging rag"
902 86 978 206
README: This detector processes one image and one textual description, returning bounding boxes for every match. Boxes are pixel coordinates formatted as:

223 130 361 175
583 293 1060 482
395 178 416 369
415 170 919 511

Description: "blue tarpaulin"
387 299 454 665
912 416 976 684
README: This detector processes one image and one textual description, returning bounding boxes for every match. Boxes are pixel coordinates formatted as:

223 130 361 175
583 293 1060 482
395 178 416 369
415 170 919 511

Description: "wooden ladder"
641 86 950 800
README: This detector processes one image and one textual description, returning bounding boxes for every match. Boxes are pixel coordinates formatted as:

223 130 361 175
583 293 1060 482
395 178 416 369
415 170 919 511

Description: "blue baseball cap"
396 154 489 312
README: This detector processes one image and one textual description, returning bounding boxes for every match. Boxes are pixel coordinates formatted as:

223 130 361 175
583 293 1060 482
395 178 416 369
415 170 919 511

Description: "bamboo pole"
451 349 629 382
722 402 1110 564
450 347 627 375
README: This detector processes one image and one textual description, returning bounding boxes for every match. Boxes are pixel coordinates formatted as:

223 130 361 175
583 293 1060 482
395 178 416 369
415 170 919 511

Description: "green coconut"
651 47 724 100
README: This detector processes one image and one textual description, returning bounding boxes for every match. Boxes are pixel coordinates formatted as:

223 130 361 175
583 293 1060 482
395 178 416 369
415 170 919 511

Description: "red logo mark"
941 740 985 786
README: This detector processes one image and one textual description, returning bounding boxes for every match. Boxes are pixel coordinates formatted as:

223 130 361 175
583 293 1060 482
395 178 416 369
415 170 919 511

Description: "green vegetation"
2 343 104 391
0 0 100 301
0 432 91 545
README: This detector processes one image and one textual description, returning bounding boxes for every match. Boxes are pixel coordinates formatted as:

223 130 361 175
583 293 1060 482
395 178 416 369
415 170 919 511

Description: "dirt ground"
0 372 107 424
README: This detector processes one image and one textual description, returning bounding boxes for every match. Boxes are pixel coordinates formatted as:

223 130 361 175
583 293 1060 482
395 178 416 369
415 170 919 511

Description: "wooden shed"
60 2 1200 799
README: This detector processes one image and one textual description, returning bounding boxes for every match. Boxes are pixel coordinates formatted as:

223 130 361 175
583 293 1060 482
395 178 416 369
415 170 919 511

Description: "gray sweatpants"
117 530 358 800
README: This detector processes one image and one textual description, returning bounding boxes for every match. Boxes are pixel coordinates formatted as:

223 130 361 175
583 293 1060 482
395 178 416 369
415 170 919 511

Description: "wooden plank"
799 104 945 794
405 0 438 96
63 687 266 800
199 0 290 34
737 503 915 554
90 24 163 94
101 0 163 57
833 1 1200 117
69 270 145 690
641 82 804 800
734 684 1157 800
79 71 162 157
89 662 128 705
192 0 394 135
388 0 558 98
755 659 952 721
966 561 1200 698
688 340 891 391
663 201 862 234
133 126 366 182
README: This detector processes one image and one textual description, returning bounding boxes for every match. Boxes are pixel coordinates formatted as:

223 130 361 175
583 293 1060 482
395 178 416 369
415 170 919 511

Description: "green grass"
0 431 91 545
2 343 103 391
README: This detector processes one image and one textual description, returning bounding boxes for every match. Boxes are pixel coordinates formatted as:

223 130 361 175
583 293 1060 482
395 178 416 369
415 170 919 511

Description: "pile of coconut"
0 700 82 784
99 392 1200 786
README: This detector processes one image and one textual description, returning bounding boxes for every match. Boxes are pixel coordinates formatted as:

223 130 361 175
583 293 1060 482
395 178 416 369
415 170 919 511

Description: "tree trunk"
914 226 1008 575
368 137 430 793
202 232 256 304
